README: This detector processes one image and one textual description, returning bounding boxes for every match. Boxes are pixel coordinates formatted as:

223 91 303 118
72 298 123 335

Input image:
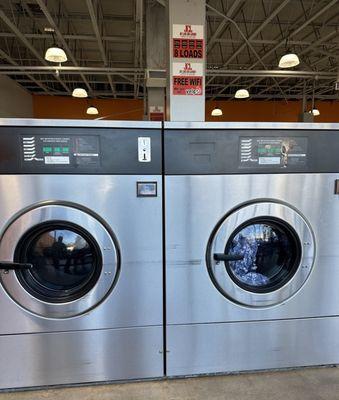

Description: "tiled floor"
0 367 338 400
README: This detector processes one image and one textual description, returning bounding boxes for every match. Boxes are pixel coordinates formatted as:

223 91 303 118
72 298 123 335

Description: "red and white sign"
149 106 164 121
172 62 203 96
172 24 204 59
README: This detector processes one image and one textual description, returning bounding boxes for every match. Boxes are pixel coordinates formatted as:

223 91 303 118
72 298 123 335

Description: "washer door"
207 202 315 307
0 204 119 318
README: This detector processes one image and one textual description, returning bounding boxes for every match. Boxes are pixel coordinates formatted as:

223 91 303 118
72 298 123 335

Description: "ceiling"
0 0 338 101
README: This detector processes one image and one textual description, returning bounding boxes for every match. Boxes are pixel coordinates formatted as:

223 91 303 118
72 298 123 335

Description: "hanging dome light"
86 106 99 115
235 89 249 99
45 46 67 63
278 52 300 68
211 107 223 116
310 108 320 116
72 88 88 98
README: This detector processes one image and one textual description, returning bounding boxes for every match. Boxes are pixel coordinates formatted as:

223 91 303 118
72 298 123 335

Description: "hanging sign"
172 24 204 59
172 62 203 96
149 106 164 121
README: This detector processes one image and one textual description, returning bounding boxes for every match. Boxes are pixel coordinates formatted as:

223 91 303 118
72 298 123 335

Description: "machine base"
0 326 163 389
166 317 339 376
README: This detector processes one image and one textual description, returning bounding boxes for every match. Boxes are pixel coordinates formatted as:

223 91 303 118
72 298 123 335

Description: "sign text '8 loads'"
172 24 204 59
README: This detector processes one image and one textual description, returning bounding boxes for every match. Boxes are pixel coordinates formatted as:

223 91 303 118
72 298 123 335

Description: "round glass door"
225 218 301 293
207 202 315 307
15 223 102 303
0 204 119 318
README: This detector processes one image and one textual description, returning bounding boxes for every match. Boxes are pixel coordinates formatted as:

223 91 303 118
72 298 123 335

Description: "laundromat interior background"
0 0 338 122
0 1 339 400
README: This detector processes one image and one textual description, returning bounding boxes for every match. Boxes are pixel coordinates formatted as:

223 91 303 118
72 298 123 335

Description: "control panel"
21 135 100 168
164 129 339 175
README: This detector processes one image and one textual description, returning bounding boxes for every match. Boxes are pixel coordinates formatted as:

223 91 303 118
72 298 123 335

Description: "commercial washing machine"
0 119 163 389
164 121 339 376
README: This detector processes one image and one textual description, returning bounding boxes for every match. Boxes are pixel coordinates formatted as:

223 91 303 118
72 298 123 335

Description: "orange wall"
33 95 144 120
206 100 339 123
33 95 339 122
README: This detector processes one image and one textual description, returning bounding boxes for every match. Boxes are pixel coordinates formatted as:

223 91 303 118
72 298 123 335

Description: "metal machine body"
164 122 339 376
0 119 163 389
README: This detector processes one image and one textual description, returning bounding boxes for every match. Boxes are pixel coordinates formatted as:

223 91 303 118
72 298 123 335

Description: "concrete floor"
0 367 338 400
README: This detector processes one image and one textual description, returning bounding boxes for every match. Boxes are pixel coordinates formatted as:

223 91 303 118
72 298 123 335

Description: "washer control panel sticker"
239 137 308 168
21 135 100 167
138 137 151 162
136 182 157 197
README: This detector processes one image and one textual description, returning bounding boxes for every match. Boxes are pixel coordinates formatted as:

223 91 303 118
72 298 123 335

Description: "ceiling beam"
210 0 291 69
0 32 134 42
0 8 70 93
35 0 92 93
207 0 244 54
207 3 291 101
212 38 337 47
0 48 49 93
256 30 339 97
154 0 166 6
86 0 116 97
205 93 338 100
0 65 335 79
210 0 339 99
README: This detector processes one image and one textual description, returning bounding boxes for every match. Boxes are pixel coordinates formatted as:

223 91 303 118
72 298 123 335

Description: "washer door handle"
0 262 33 270
213 253 244 262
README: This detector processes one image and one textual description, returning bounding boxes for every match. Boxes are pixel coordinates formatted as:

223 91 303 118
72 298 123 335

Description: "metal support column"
146 0 167 120
299 81 313 122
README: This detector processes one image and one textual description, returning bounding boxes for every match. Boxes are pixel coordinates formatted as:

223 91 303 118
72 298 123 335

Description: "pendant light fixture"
45 46 67 63
86 105 99 115
211 106 223 116
235 89 249 99
310 108 320 116
44 27 67 63
278 52 300 68
72 88 88 98
309 79 320 117
278 36 300 68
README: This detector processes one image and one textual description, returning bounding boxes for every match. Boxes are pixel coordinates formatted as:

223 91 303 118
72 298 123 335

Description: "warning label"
172 24 204 59
172 62 203 96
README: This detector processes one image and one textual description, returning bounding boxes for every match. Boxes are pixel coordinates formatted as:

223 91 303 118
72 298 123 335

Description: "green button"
62 147 69 153
54 147 61 153
43 146 52 153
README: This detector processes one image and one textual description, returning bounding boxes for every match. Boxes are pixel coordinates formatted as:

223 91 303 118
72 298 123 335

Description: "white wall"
0 75 33 118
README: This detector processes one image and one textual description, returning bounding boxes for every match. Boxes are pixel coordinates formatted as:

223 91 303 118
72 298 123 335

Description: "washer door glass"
225 218 301 293
207 202 315 307
15 223 102 303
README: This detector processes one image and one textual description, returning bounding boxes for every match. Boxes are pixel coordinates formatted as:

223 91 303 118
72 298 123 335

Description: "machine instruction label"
239 137 308 168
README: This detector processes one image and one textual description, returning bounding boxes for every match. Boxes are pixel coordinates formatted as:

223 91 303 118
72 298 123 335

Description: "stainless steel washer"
164 122 339 377
0 119 163 389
